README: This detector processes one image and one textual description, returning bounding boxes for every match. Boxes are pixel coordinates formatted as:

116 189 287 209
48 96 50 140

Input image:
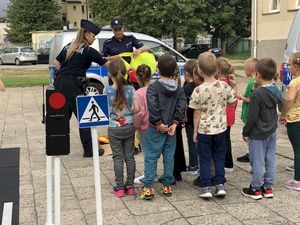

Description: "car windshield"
21 47 34 53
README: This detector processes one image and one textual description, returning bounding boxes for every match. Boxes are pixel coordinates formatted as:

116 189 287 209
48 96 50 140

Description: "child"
236 58 258 163
133 64 152 184
140 54 186 200
242 58 283 200
189 52 237 199
280 52 300 191
173 65 187 182
183 59 199 175
217 58 238 172
103 59 140 198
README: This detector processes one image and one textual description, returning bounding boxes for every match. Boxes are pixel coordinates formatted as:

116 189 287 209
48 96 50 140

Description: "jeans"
287 122 300 181
108 124 136 188
185 123 198 168
197 132 226 187
143 127 176 187
248 131 276 190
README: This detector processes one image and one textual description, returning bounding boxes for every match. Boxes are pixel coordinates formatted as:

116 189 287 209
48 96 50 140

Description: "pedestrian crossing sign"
76 95 109 128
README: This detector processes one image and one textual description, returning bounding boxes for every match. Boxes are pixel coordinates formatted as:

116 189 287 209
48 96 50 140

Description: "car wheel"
15 58 21 66
0 58 3 65
32 61 37 65
85 82 104 95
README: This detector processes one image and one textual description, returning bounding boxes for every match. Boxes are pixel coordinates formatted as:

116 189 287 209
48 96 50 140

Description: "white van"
49 28 188 94
280 9 300 97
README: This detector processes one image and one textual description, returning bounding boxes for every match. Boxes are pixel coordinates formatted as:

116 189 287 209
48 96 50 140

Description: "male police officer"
101 19 148 61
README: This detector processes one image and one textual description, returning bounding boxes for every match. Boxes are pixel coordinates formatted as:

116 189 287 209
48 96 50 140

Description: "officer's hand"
133 49 141 58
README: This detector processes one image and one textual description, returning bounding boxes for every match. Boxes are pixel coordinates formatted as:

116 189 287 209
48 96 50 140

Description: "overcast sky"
0 0 9 17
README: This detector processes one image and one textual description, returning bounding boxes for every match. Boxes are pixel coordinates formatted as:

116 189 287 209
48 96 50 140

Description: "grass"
0 68 49 87
223 51 251 60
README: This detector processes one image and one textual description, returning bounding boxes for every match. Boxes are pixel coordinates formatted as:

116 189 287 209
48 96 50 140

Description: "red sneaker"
126 187 136 196
262 187 273 198
112 187 126 197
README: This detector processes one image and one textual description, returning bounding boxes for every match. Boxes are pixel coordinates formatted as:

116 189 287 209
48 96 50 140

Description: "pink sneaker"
283 179 300 191
126 187 136 196
112 187 126 197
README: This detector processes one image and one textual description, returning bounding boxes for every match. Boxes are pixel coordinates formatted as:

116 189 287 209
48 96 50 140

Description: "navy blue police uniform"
101 35 144 57
54 20 107 157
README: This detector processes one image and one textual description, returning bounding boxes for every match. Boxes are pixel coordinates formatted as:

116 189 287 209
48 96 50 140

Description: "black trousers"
174 124 187 175
225 127 233 168
54 76 92 153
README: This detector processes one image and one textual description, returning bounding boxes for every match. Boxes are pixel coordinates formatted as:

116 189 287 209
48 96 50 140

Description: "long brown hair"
66 28 88 61
109 59 128 110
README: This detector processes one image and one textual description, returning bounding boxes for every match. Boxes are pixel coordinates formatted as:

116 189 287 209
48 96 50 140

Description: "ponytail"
136 64 152 87
108 59 128 110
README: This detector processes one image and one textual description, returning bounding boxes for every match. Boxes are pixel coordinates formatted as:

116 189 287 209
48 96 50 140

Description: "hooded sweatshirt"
242 84 283 139
147 79 186 127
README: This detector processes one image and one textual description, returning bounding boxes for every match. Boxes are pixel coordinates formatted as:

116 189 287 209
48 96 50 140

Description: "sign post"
76 95 109 225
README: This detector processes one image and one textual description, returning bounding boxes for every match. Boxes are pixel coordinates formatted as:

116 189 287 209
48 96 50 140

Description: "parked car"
37 48 50 64
0 47 38 65
280 9 300 99
180 44 222 59
49 29 188 95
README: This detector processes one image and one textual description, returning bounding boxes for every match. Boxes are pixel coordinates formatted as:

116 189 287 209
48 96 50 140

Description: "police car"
49 28 188 95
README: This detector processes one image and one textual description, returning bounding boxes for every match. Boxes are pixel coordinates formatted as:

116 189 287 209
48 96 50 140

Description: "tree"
6 0 62 43
199 0 251 53
89 0 205 50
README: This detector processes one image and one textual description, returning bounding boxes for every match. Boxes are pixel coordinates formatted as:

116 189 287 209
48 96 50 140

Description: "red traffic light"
48 92 66 109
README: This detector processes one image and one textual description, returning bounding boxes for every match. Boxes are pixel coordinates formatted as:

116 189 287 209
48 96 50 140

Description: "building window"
270 0 280 12
82 5 85 13
74 22 77 27
61 0 66 3
73 5 76 10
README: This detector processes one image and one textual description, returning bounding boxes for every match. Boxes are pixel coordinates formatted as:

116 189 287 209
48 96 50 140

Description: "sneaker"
199 186 212 199
134 175 145 184
241 187 262 200
83 148 104 157
193 176 202 187
160 185 172 197
237 154 249 163
224 167 234 173
126 186 136 196
139 186 154 200
286 165 295 172
261 187 273 198
112 187 126 197
187 166 199 176
283 179 300 191
215 184 226 197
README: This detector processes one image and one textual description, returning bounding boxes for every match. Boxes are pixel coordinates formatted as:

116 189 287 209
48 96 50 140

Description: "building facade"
252 0 300 66
56 0 95 29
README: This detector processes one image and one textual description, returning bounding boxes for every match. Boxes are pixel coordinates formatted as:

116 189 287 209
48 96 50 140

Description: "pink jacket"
134 86 149 132
220 76 238 127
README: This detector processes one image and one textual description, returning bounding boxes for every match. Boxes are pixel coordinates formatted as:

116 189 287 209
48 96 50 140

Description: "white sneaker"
189 170 199 176
134 175 158 184
134 175 145 184
224 167 234 173
199 187 212 199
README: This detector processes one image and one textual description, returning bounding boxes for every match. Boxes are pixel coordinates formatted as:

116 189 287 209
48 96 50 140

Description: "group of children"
104 51 300 201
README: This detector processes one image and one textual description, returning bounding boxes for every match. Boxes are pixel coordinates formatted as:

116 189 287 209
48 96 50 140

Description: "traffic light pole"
91 127 103 225
46 156 61 225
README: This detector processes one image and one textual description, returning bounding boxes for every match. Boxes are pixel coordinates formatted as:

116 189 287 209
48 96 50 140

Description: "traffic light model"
45 88 70 155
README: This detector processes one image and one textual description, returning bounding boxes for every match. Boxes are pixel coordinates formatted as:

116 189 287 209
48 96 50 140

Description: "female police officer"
53 19 109 158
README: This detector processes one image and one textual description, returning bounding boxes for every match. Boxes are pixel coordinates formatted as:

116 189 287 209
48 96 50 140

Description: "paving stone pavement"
1 71 300 225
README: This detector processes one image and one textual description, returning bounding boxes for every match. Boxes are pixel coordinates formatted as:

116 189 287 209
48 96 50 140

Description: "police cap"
80 19 101 35
111 19 123 29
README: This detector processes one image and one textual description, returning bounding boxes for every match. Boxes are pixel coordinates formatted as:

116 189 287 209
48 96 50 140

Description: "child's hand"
236 93 244 101
243 136 249 142
279 115 287 125
193 132 198 143
167 123 177 136
156 123 168 133
228 74 236 87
